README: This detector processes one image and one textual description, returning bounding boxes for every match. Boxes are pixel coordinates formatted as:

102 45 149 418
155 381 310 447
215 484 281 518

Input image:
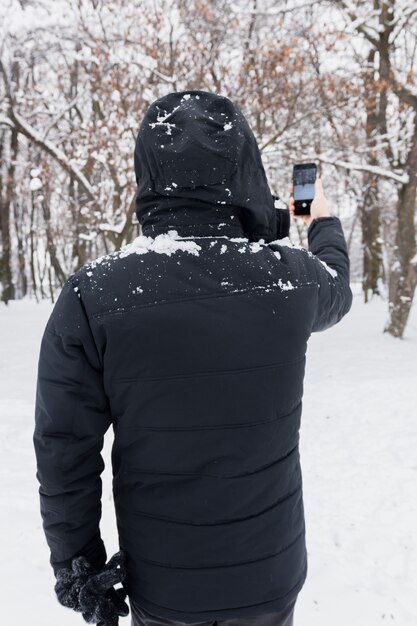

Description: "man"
34 90 353 626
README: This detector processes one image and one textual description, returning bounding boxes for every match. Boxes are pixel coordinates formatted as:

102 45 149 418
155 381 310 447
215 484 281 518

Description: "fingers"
288 183 309 223
287 185 294 216
103 550 126 572
87 569 125 595
80 590 127 626
106 587 130 617
81 574 113 598
72 556 97 579
315 175 324 198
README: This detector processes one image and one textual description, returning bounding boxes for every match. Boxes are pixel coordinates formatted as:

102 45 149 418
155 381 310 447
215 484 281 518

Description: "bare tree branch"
318 154 409 184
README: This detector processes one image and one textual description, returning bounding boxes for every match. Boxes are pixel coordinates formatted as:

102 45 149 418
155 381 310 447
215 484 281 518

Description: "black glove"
55 550 130 626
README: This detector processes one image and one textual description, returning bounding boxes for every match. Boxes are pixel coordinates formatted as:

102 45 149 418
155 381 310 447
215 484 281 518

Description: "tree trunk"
362 47 383 302
41 196 67 288
0 127 18 304
13 194 28 298
361 182 382 302
29 194 39 302
384 138 417 338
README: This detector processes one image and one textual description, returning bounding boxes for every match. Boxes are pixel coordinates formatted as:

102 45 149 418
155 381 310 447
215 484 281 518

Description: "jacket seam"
125 528 306 572
124 444 299 480
117 483 302 527
113 355 306 383
116 399 302 431
88 283 318 321
130 561 306 613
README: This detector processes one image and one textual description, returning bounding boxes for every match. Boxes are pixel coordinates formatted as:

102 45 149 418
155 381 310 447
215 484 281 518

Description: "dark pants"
130 598 296 626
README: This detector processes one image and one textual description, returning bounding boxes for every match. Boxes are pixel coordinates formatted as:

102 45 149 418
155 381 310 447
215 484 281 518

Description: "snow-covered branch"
229 1 322 16
0 56 95 201
10 109 96 200
98 220 126 235
318 155 409 184
0 114 14 128
331 0 380 47
41 96 80 141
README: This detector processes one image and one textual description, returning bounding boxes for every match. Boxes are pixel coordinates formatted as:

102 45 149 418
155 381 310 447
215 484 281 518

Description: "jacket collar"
139 198 248 239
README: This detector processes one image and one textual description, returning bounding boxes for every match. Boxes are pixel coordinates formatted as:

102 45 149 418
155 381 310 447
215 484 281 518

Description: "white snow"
318 258 338 278
277 278 295 290
148 121 176 135
269 238 339 277
98 221 126 235
249 241 264 253
1 284 416 625
118 230 201 258
78 231 97 241
29 177 42 191
271 236 296 248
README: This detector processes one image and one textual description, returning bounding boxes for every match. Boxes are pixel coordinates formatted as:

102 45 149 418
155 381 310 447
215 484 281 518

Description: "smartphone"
292 163 317 216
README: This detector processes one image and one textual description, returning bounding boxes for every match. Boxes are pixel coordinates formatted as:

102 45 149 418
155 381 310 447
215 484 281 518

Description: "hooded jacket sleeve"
307 216 353 333
273 207 291 241
33 276 112 576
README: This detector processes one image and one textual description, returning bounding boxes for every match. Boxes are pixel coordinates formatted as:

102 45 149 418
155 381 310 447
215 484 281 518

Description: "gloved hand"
55 549 130 625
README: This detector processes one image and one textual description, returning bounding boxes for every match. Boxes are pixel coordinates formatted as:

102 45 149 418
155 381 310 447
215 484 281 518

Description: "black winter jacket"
34 90 353 623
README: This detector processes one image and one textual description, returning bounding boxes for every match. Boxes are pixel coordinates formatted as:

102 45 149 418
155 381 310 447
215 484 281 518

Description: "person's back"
34 90 353 626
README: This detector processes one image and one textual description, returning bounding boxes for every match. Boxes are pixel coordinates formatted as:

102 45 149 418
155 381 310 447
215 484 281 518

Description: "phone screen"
294 182 315 200
293 163 317 215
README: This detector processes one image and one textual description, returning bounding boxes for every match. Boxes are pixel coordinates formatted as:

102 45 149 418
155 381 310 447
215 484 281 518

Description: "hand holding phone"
288 176 330 227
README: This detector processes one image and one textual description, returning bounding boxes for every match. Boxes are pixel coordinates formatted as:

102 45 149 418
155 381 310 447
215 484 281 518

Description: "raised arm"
288 177 353 333
307 216 353 332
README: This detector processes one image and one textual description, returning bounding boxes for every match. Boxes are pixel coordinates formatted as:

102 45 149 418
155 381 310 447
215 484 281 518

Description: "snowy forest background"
0 0 416 337
1 2 417 625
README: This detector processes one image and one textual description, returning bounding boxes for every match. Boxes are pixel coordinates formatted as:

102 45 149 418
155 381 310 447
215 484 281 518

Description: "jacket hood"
134 90 287 242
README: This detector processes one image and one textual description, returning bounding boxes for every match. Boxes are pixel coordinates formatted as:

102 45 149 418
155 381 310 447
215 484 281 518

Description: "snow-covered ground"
0 283 416 626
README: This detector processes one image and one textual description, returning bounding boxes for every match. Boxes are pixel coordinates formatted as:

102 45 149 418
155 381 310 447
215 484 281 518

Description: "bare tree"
0 0 415 337
329 0 417 337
